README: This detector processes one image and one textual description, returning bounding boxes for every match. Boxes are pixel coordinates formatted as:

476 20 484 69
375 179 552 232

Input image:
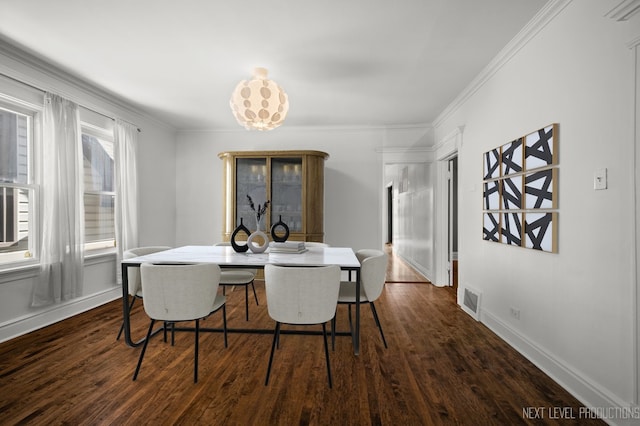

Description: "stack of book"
269 241 307 254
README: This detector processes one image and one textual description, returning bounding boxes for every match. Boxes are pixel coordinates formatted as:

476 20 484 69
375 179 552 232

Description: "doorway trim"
434 127 463 288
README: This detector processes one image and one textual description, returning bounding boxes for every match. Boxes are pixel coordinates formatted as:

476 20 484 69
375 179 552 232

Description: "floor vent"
461 287 481 321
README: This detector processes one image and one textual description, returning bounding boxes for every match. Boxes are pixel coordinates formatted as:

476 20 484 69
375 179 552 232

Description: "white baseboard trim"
394 253 432 283
482 310 638 426
0 287 122 344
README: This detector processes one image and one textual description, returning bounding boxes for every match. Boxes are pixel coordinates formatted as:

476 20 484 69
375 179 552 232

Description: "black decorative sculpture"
270 215 290 243
230 217 251 253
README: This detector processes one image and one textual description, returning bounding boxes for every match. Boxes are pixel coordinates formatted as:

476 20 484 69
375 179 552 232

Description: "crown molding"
628 35 640 49
0 36 175 132
179 122 433 134
605 0 640 21
432 0 573 129
375 146 434 154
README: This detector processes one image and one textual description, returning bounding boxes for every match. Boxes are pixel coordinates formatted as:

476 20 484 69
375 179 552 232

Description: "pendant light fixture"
229 67 289 131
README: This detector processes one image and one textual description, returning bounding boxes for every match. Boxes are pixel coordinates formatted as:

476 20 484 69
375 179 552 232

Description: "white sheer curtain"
115 119 139 284
32 93 85 306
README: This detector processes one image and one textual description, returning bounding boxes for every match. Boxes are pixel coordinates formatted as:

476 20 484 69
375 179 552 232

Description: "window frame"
0 97 40 269
81 122 116 254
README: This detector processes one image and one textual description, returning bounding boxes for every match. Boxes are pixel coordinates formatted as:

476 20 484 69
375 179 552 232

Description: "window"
82 127 115 251
0 102 36 264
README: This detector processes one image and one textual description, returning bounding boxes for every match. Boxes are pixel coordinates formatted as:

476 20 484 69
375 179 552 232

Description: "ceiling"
0 0 548 131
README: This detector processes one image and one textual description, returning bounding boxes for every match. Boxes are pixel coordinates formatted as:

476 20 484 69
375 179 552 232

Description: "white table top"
122 245 361 269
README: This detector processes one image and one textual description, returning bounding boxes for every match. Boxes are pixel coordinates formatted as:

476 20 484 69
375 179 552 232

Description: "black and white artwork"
524 212 557 252
483 148 500 180
481 123 559 253
500 176 522 210
525 168 557 209
501 212 522 247
501 138 523 176
483 213 500 242
525 124 556 170
483 180 500 210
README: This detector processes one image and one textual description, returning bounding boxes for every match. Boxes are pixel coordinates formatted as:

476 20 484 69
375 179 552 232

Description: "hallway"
385 244 431 284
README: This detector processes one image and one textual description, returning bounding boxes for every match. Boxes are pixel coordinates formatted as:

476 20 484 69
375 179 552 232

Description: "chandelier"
229 67 289 131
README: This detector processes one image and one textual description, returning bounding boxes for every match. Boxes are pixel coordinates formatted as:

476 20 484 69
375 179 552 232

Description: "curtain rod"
1 72 141 132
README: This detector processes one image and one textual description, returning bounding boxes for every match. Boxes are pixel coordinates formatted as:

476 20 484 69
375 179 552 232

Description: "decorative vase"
270 215 290 243
230 218 251 253
248 215 269 253
247 230 268 253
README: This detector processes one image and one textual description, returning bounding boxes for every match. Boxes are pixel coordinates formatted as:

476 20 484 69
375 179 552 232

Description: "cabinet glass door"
236 158 267 232
271 158 302 232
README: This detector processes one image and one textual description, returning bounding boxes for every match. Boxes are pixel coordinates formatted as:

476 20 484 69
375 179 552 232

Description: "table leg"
354 268 360 356
121 262 165 347
121 263 136 347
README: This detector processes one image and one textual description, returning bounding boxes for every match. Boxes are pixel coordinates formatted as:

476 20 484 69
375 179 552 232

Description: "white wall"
175 126 431 253
434 0 640 419
137 124 178 247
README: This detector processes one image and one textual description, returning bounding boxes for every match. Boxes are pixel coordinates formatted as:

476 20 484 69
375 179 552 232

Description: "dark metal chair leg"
251 280 259 305
331 316 336 351
194 319 199 383
133 319 156 381
222 305 228 348
244 284 250 321
265 322 281 385
369 302 388 348
322 323 332 388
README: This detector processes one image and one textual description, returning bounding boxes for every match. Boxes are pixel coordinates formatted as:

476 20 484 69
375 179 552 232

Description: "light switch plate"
594 168 607 190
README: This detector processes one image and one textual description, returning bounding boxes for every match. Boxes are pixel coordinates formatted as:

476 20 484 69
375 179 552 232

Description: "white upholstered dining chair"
117 246 171 340
214 242 259 321
132 263 227 383
332 249 389 349
263 264 341 388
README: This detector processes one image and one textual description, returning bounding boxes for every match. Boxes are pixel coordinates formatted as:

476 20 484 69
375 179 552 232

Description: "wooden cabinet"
218 150 328 243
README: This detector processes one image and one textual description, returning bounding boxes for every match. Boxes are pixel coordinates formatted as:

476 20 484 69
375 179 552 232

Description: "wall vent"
461 287 482 321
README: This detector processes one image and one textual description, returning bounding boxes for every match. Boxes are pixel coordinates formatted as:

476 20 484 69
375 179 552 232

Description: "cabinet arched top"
218 150 329 160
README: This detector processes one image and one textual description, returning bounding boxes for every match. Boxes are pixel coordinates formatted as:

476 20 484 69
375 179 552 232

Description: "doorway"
448 156 459 289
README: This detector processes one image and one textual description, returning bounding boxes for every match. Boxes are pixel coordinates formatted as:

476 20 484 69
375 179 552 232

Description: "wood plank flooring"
384 244 430 284
0 275 604 425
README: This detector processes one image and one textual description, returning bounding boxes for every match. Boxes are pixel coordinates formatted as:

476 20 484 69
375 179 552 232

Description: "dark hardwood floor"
0 257 604 425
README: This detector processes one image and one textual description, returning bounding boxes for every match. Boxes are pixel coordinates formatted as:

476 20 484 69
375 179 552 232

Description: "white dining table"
120 245 363 355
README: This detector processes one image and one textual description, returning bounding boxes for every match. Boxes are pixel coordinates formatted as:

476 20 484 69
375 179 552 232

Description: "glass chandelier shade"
229 67 289 131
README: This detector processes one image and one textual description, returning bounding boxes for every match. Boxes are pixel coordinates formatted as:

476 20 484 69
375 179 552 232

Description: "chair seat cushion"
338 281 369 303
219 270 255 285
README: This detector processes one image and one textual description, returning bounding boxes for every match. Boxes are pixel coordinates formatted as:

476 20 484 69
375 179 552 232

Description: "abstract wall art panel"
501 138 523 176
525 124 557 170
525 168 558 209
524 212 558 252
481 123 558 252
483 180 500 210
483 148 500 180
501 212 522 247
483 213 500 242
500 175 522 210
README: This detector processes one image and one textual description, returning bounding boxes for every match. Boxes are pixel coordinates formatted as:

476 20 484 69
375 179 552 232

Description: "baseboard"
0 287 122 344
394 253 433 283
482 310 638 426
